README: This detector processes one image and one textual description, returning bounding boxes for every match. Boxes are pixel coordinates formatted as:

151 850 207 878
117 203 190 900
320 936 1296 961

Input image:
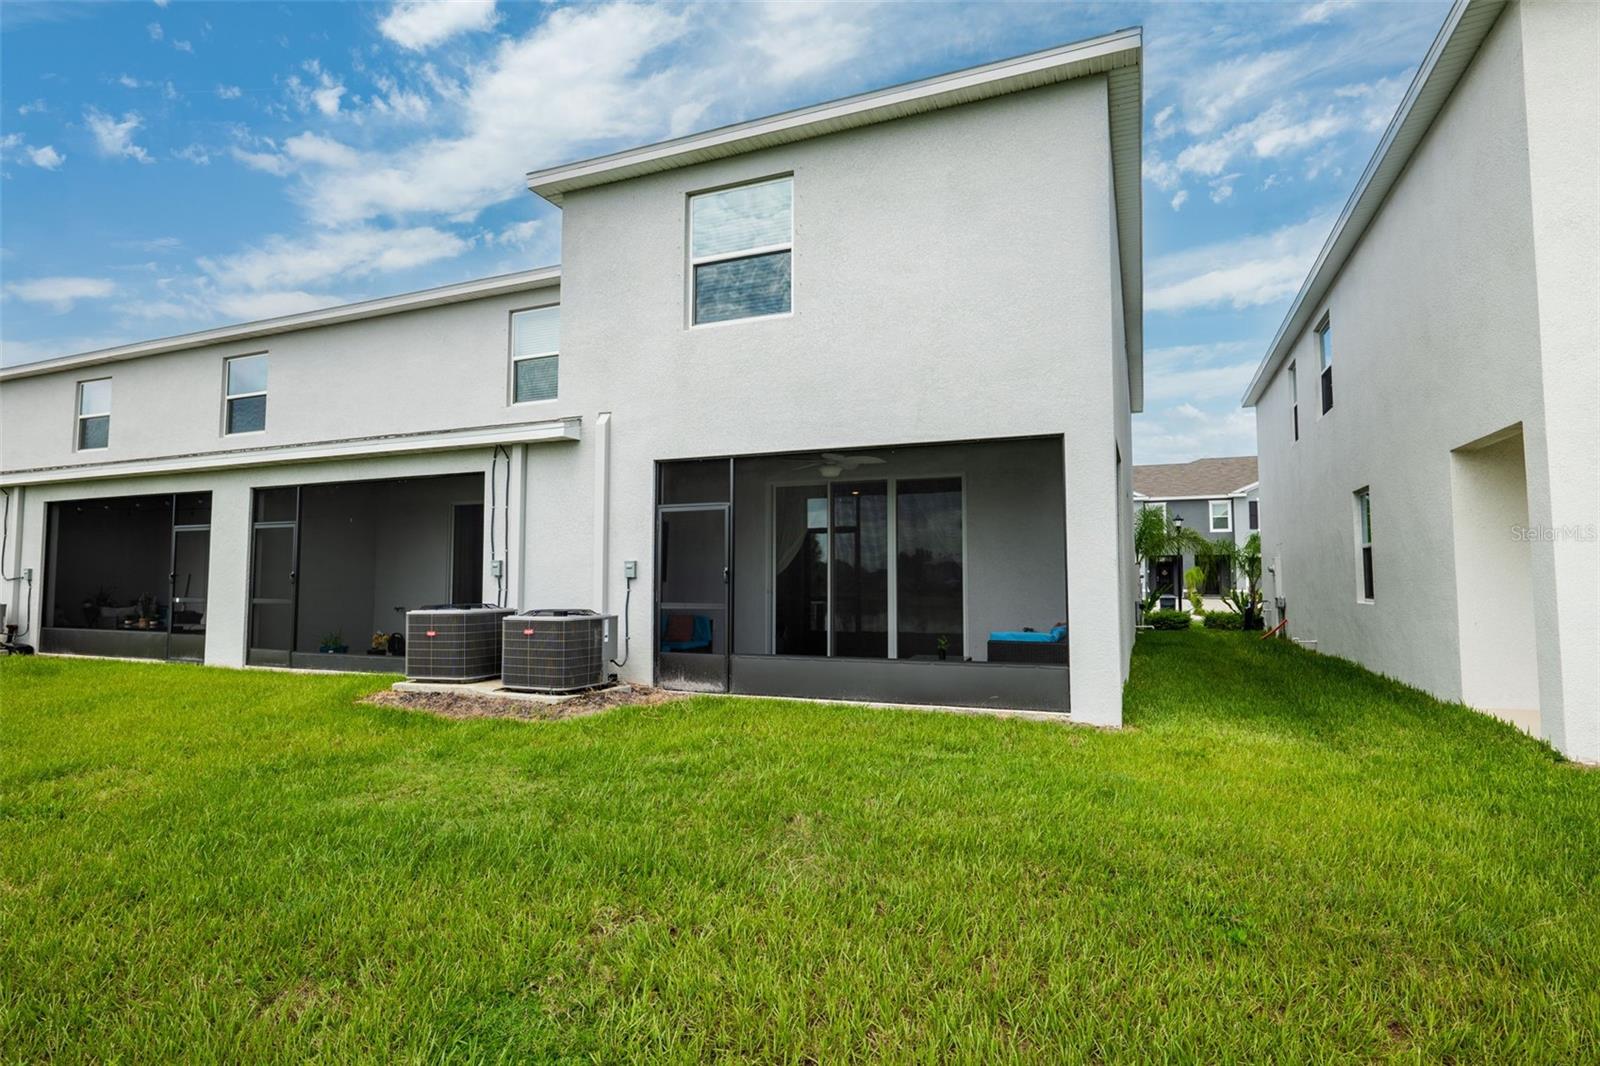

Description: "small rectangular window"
1317 317 1333 414
224 354 268 435
1248 499 1259 531
1289 361 1299 441
1355 488 1374 601
76 378 111 450
510 305 559 403
1209 500 1231 533
690 176 792 325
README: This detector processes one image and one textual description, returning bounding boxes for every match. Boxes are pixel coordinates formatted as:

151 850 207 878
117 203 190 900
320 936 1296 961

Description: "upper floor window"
1248 499 1259 531
510 305 559 403
76 378 111 451
690 176 792 325
1289 361 1299 441
1355 487 1373 601
1316 316 1333 414
1209 500 1231 533
224 354 268 435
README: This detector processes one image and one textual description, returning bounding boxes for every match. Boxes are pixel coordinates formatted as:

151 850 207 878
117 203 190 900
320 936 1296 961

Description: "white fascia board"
0 417 580 488
0 267 561 383
526 29 1141 202
1240 0 1506 407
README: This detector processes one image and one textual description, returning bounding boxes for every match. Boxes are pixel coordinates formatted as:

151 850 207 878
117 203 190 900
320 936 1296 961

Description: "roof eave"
0 266 562 382
1240 0 1507 408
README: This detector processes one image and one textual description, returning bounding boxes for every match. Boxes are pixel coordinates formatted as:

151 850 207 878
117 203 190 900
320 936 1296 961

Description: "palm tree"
1134 507 1207 614
1196 533 1264 627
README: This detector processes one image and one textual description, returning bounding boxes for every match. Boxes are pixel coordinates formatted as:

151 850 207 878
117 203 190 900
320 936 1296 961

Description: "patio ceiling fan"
792 451 887 479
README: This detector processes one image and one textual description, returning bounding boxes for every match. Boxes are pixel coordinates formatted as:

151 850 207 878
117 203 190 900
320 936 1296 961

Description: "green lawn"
2 633 1596 1063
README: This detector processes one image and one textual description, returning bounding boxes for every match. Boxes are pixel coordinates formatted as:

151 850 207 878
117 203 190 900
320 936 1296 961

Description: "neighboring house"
0 30 1144 724
1243 0 1597 761
1133 456 1259 610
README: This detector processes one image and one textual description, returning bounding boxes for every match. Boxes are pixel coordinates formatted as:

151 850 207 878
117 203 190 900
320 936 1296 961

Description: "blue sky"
0 0 1449 461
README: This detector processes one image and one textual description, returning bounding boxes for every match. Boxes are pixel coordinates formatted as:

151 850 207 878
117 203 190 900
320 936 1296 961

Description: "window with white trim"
690 176 792 325
1209 499 1231 533
1355 488 1374 601
510 305 559 403
76 378 111 450
1289 361 1299 441
224 354 268 434
1317 316 1333 414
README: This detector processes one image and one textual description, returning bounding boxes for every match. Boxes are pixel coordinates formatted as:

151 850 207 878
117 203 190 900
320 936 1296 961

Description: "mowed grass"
2 634 1597 1063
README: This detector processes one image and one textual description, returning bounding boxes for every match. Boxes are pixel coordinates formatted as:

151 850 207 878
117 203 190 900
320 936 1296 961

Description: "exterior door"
247 487 300 666
166 492 212 662
656 504 729 692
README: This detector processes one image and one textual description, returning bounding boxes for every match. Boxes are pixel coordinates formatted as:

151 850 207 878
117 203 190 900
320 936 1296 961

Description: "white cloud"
1146 212 1334 314
217 84 243 100
17 99 47 116
84 108 154 163
173 39 194 54
283 132 360 168
2 134 65 170
1134 404 1258 465
1299 0 1355 24
27 145 64 169
198 225 470 290
379 1 497 51
229 145 292 175
749 2 868 84
1209 173 1240 204
486 218 542 247
154 0 170 7
118 74 143 89
212 290 344 321
4 276 116 312
1141 341 1260 406
302 4 692 225
1170 189 1189 212
146 21 163 40
174 144 210 165
288 60 346 116
1180 51 1297 135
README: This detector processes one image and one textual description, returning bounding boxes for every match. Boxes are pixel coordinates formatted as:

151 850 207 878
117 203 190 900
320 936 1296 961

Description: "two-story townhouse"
0 29 1143 724
1242 0 1597 760
1133 456 1258 610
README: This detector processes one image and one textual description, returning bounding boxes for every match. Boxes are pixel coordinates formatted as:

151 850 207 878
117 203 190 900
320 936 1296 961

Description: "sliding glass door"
771 476 963 660
772 486 828 656
895 478 963 658
830 481 889 657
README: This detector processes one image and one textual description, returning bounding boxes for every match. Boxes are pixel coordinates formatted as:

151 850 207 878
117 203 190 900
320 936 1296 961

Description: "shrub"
1146 610 1192 631
1203 611 1243 631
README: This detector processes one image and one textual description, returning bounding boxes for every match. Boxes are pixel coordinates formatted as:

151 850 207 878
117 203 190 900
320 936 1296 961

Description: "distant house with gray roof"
1134 456 1258 609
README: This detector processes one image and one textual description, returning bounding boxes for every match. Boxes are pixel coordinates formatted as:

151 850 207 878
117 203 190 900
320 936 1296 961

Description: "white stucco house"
1133 456 1258 611
0 30 1144 723
1243 0 1598 760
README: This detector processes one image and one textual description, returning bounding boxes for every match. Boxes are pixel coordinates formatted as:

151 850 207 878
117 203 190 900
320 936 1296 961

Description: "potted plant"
936 635 950 661
318 630 348 654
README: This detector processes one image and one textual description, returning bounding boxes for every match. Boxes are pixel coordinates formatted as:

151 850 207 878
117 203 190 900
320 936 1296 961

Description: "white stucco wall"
1 72 1137 721
0 285 559 474
541 76 1133 720
1255 1 1598 759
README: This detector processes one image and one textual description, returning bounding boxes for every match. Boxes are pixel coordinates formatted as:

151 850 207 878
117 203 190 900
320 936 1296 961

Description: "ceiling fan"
791 451 888 479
